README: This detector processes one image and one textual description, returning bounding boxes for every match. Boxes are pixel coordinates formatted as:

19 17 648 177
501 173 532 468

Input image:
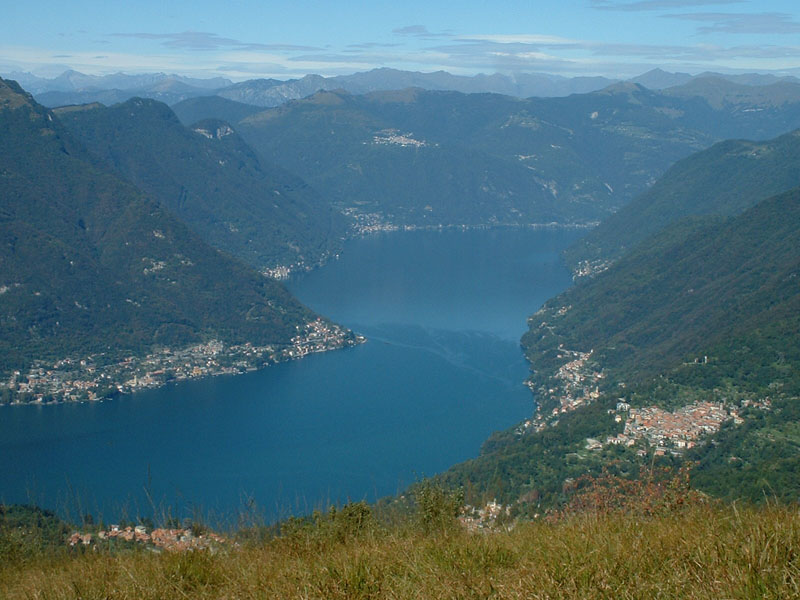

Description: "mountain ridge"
0 78 351 395
565 128 800 271
55 96 347 272
17 66 800 110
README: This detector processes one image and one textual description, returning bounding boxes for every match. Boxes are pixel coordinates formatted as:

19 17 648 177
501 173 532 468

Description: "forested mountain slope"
565 129 800 271
438 188 800 509
56 98 346 271
0 79 318 375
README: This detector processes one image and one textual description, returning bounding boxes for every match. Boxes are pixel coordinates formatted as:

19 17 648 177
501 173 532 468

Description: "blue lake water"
0 228 580 523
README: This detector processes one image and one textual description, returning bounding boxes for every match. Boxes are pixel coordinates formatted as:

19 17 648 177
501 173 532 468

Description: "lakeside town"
571 258 613 279
68 524 230 552
370 128 429 148
517 322 774 457
0 319 364 405
520 341 605 434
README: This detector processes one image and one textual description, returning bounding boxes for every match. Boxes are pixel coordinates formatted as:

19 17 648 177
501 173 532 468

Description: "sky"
3 0 800 81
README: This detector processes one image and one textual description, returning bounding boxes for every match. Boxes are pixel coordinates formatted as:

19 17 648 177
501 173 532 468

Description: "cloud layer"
664 12 800 34
4 5 800 80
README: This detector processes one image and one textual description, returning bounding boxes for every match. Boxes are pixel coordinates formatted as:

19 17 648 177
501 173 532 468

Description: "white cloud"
591 0 743 11
664 12 800 34
455 34 577 45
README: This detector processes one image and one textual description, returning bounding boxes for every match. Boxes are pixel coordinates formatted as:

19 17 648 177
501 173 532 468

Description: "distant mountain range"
222 82 800 227
9 67 800 109
8 70 231 95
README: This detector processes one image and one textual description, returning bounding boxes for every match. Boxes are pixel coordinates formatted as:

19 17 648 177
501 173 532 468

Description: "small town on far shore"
1 319 364 405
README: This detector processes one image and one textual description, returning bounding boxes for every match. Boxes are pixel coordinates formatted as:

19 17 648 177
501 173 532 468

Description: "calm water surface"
0 228 580 522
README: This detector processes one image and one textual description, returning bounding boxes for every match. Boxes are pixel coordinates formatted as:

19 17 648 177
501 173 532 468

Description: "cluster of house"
604 400 741 454
262 264 295 280
2 320 361 404
520 345 605 434
549 348 603 415
68 525 229 552
371 129 428 148
5 361 112 403
459 500 511 531
285 319 364 359
572 259 611 279
341 208 402 235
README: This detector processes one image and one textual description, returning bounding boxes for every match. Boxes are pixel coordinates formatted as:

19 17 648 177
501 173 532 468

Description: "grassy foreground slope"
1 501 798 599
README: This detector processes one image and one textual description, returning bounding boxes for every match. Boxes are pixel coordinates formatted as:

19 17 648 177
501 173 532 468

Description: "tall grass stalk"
2 503 798 599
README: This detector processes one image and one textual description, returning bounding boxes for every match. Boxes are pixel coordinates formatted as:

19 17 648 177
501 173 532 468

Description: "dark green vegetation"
528 190 800 382
2 494 799 598
438 187 799 512
56 98 347 270
229 82 800 227
0 505 71 563
439 400 626 511
0 78 317 375
567 129 800 269
171 95 263 126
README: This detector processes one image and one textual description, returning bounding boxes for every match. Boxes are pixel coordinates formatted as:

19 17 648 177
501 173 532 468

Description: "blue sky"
3 0 800 80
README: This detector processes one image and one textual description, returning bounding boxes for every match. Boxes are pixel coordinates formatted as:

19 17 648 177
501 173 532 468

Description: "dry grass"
1 503 799 599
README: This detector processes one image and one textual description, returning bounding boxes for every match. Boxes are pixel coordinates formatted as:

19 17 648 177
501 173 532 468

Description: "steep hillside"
526 189 800 385
565 129 800 271
438 189 799 509
0 79 322 378
56 98 346 271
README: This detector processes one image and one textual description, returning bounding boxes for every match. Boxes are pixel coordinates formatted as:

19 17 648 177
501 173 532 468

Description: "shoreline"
266 219 597 280
4 222 590 406
1 320 366 407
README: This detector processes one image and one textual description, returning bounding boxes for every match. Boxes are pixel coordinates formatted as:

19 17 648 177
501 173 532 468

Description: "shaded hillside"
171 95 263 126
565 129 800 270
56 98 346 270
0 79 316 374
525 189 800 383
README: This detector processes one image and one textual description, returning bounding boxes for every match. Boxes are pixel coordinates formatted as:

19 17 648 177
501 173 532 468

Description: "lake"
0 228 581 523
